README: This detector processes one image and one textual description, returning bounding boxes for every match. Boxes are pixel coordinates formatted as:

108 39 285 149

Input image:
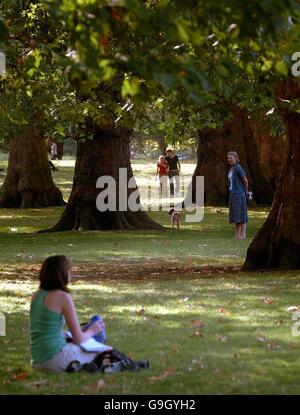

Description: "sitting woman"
30 255 147 373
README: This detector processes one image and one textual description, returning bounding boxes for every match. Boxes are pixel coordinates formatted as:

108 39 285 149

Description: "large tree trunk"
244 80 300 269
0 132 65 208
185 105 274 206
42 126 162 231
251 114 287 191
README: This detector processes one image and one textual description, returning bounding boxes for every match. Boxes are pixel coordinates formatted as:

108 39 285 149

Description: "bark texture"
251 114 287 190
0 132 64 208
42 126 162 231
186 105 274 206
244 80 300 269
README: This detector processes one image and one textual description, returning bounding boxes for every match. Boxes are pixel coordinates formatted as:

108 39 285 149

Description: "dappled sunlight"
1 271 300 394
1 161 299 394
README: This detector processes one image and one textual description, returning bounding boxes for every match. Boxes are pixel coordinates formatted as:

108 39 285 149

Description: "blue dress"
228 163 248 224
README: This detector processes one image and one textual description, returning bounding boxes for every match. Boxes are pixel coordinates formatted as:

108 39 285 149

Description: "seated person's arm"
61 293 103 344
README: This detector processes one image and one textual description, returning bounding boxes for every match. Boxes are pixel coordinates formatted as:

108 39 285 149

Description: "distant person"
51 141 58 160
165 147 180 196
227 151 251 240
156 155 169 198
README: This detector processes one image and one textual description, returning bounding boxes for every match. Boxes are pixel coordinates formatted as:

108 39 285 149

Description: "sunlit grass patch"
0 272 300 394
1 159 299 394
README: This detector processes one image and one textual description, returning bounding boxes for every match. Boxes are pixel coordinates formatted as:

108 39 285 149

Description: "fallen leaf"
136 306 145 316
287 306 299 312
192 331 205 337
147 367 175 382
216 307 225 314
179 297 189 303
263 297 273 304
267 342 281 350
190 320 205 329
28 379 49 388
214 368 225 378
215 335 227 342
256 336 267 343
191 359 205 369
95 379 105 390
254 368 262 375
12 372 29 381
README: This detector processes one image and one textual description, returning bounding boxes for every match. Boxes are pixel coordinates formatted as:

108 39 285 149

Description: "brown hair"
227 151 239 162
39 255 71 292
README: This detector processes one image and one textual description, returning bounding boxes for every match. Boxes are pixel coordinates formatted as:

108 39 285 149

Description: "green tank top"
30 290 67 363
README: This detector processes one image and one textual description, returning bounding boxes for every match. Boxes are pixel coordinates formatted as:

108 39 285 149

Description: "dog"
168 208 180 229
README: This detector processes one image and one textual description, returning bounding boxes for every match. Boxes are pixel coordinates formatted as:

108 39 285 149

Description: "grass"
0 159 299 395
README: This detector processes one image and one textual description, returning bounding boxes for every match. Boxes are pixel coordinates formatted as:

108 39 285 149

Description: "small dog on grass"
168 208 180 229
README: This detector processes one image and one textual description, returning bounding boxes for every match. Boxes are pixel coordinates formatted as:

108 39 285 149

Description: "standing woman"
227 151 250 240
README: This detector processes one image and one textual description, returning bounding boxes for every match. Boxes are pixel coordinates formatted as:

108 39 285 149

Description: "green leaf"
121 78 140 98
275 61 288 77
261 60 273 72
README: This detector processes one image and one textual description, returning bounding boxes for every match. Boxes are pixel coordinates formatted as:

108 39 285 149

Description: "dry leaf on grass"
95 379 105 390
192 331 205 337
287 306 299 312
135 306 145 316
147 367 175 382
28 379 49 388
12 372 29 381
215 335 227 342
190 320 205 329
256 336 267 343
263 297 273 304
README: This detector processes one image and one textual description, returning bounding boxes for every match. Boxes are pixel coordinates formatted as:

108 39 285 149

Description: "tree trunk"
250 114 287 191
55 140 64 160
158 136 167 155
0 132 65 208
42 126 163 231
185 105 274 206
244 80 300 269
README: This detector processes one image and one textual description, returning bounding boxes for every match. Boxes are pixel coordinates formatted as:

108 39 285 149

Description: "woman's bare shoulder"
49 290 72 300
31 290 40 302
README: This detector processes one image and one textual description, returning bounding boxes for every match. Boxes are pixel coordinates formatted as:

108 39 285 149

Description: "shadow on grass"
1 273 300 395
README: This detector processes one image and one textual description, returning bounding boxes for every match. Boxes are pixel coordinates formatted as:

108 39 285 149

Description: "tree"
250 113 287 191
0 1 66 208
244 79 300 269
44 124 161 231
2 0 299 243
0 133 64 208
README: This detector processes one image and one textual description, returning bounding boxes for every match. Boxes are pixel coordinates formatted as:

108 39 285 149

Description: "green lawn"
0 160 299 395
